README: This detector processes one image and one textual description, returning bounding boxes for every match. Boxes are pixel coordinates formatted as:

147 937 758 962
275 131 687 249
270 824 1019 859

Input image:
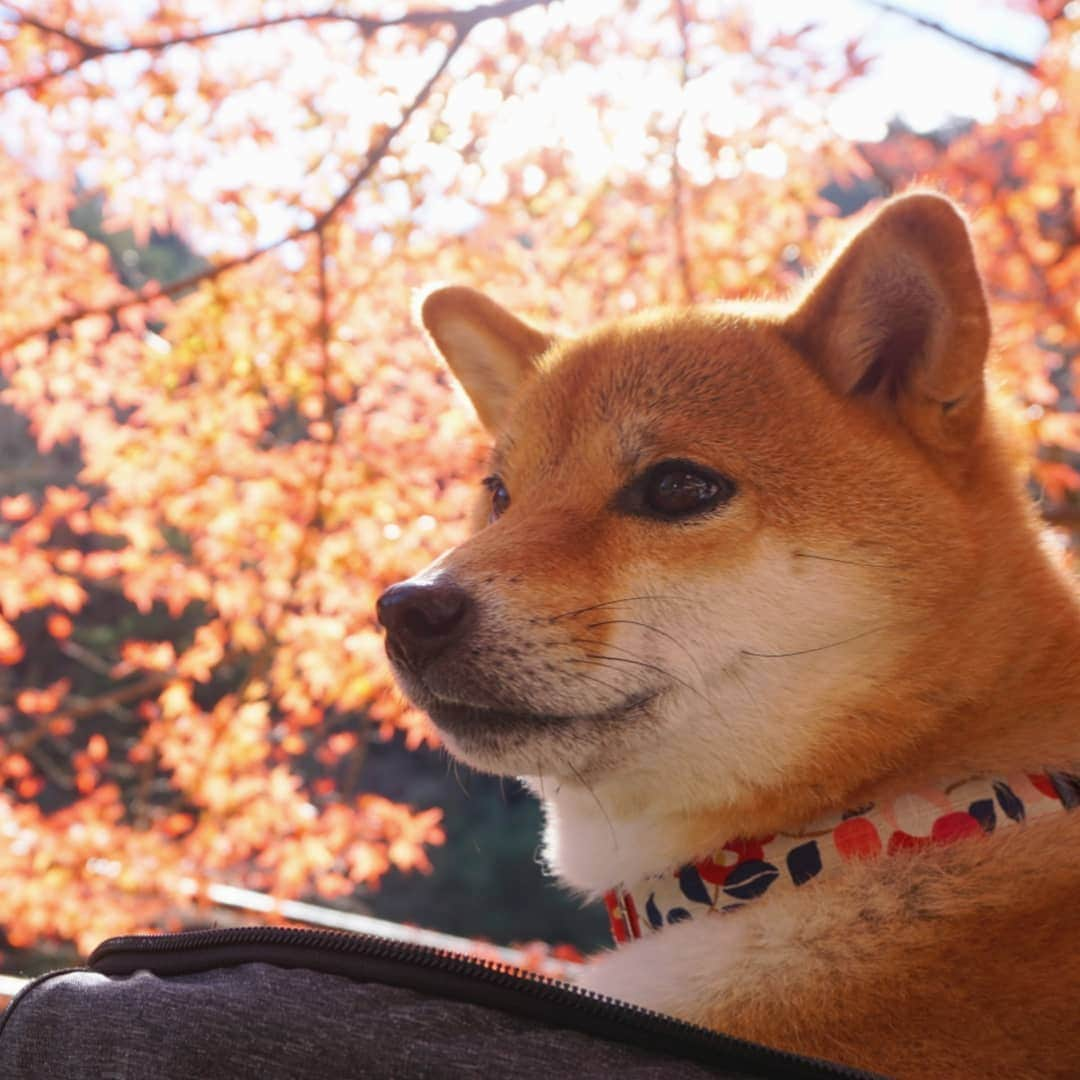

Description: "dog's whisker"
584 618 707 683
741 624 891 660
447 756 471 799
548 593 698 623
728 662 759 710
576 650 674 679
571 635 705 695
568 667 630 700
573 653 713 707
568 760 618 854
794 551 901 571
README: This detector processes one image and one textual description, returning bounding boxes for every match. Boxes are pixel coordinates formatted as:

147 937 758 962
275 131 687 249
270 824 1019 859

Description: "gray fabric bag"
0 926 873 1078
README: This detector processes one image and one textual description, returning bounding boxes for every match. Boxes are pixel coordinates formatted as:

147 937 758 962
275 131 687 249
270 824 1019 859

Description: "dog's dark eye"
482 474 510 521
625 460 735 520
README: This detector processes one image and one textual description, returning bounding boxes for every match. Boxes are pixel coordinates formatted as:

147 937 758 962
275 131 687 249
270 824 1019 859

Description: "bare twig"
284 224 338 608
0 463 84 489
1041 503 1080 528
1 671 176 725
59 639 116 677
188 230 344 778
340 733 370 800
862 1 1036 74
852 143 897 195
1 0 551 95
64 671 175 718
27 745 75 789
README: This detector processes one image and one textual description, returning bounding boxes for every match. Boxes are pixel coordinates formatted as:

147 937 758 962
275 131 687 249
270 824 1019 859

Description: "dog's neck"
544 686 1080 898
542 488 1080 896
543 698 1080 898
601 769 1080 945
543 675 1080 899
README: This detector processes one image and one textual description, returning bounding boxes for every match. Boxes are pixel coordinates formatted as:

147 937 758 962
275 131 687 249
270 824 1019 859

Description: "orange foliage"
0 0 1076 954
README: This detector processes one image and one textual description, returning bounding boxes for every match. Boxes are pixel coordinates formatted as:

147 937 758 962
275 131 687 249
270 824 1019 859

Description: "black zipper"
88 925 875 1079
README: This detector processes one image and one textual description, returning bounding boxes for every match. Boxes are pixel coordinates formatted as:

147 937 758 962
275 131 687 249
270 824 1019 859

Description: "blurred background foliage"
0 0 1076 976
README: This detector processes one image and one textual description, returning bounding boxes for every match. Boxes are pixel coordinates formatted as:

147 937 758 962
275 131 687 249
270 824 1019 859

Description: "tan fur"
390 193 1080 1077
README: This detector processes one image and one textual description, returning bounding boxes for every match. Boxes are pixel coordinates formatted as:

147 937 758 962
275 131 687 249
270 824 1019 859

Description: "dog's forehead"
497 309 803 478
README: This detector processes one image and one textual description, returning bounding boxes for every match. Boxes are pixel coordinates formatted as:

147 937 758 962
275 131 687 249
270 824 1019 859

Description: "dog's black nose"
376 579 473 666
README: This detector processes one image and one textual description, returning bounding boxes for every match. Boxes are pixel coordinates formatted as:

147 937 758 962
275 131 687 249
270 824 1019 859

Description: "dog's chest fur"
580 812 1080 1078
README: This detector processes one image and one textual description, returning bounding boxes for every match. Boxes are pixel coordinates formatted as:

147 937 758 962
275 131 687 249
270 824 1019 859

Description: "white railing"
0 886 583 1003
0 973 26 1002
205 882 573 969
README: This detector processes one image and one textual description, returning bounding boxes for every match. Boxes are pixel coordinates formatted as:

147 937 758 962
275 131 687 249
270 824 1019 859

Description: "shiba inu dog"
377 193 1080 1078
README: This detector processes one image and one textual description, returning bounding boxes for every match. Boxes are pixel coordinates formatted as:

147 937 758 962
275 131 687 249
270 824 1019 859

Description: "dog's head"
378 193 1014 865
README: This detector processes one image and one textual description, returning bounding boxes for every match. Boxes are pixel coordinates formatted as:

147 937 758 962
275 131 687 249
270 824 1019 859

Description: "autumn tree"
0 0 1076 958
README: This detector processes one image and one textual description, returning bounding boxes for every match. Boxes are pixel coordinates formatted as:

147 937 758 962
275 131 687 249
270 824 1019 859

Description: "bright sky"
404 0 1053 240
768 0 1049 137
0 0 1059 252
477 0 1050 138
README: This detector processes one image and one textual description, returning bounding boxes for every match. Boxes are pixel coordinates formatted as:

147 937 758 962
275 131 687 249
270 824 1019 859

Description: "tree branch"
1041 503 1080 528
0 26 466 357
59 639 117 678
863 1 1036 74
283 224 339 613
0 462 84 489
670 0 695 304
9 9 104 54
1 0 551 95
64 671 176 719
852 142 897 195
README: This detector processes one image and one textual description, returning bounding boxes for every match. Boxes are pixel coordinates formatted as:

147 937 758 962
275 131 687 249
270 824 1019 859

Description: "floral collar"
604 770 1080 945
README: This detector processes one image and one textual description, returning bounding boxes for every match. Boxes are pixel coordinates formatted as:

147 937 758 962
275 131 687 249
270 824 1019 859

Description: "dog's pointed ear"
783 193 990 452
416 285 554 432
